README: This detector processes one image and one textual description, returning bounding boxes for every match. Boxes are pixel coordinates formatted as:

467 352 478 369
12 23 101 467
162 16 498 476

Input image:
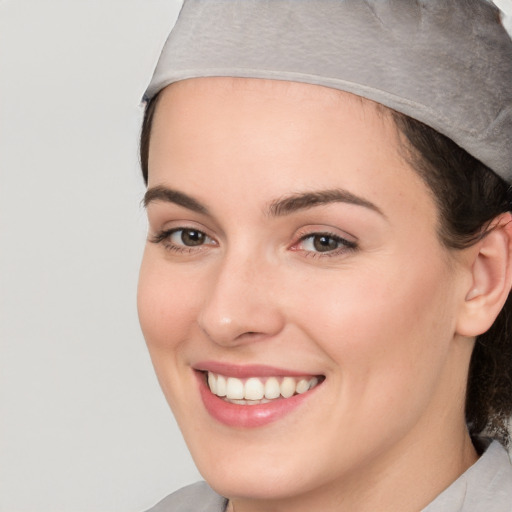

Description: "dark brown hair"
140 92 512 444
140 93 161 186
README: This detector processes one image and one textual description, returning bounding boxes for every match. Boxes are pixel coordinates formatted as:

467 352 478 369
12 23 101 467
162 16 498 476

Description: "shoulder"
144 481 227 512
423 440 512 511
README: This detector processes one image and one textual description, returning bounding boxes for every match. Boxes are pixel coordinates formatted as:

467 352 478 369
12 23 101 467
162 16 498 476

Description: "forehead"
150 77 399 176
161 76 371 103
148 77 436 227
155 76 387 126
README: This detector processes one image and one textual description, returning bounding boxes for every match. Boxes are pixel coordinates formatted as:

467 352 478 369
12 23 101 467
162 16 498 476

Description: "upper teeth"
207 372 319 401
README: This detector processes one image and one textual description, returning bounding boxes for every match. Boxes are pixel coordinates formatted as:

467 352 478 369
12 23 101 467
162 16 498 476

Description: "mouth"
194 365 325 427
205 372 323 405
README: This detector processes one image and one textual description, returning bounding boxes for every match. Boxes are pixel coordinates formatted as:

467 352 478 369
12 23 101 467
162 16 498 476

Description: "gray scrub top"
145 441 512 512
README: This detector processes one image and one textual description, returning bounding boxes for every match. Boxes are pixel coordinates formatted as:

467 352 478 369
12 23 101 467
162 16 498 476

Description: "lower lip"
196 372 320 428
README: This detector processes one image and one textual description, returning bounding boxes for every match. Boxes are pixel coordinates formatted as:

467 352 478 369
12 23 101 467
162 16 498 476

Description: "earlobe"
456 213 512 337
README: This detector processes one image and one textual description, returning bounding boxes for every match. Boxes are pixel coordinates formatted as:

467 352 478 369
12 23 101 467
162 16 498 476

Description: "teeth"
226 377 244 399
245 377 265 400
280 377 296 398
296 379 310 394
206 372 321 402
264 377 281 399
227 398 272 406
216 375 227 397
208 372 217 394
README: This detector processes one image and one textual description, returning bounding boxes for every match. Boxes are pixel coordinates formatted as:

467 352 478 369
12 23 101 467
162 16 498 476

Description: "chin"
182 424 344 503
199 460 318 502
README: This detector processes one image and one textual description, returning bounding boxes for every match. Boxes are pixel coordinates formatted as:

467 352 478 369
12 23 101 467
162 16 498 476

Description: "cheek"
138 249 200 339
137 250 204 394
288 253 458 421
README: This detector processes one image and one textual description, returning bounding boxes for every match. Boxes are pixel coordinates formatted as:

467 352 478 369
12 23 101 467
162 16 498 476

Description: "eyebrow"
143 185 209 214
267 189 384 217
143 185 384 218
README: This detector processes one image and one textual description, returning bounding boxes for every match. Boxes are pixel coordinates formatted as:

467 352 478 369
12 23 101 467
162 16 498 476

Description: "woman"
137 1 512 510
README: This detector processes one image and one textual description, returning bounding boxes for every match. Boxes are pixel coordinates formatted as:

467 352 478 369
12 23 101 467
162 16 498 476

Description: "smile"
207 372 321 404
196 366 325 427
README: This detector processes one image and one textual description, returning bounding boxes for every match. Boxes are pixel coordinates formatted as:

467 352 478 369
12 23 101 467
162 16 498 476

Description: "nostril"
234 331 268 343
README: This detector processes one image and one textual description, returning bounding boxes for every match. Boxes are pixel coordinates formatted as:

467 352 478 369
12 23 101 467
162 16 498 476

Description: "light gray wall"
1 1 511 512
0 1 201 511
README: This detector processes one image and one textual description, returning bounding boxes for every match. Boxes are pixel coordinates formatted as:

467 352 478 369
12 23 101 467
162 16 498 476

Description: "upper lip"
194 361 321 378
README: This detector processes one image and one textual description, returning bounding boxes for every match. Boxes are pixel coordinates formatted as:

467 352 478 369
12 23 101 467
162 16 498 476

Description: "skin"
138 77 481 512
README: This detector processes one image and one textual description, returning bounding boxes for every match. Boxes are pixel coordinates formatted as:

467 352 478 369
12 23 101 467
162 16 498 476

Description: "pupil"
182 230 205 246
313 235 338 252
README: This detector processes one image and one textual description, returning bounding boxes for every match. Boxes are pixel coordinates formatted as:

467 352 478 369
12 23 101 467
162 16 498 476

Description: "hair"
140 93 161 186
139 91 512 445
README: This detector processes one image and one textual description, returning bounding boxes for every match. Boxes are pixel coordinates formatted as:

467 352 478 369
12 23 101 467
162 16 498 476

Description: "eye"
295 232 357 255
169 228 210 247
150 227 216 253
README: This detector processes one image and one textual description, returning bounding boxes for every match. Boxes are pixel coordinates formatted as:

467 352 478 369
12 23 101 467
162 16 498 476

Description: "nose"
198 252 285 347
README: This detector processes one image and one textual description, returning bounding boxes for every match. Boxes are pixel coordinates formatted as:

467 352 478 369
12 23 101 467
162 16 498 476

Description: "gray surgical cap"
145 0 512 181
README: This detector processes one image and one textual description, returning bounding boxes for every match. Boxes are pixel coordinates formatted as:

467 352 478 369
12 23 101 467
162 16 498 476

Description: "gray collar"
422 440 512 511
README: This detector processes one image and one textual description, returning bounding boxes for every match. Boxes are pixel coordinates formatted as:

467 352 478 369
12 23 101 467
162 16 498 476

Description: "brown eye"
297 232 357 255
150 227 216 252
178 229 206 246
312 235 340 252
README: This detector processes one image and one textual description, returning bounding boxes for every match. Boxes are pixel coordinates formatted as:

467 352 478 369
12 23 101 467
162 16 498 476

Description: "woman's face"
138 78 473 503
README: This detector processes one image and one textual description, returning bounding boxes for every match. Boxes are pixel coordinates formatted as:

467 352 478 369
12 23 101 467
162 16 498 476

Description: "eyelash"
293 231 358 258
150 228 216 254
150 228 358 258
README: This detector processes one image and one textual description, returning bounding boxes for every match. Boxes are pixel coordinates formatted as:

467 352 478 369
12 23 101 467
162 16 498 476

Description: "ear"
456 213 512 337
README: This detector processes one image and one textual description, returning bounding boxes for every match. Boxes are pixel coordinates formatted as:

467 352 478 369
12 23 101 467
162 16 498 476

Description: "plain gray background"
1 1 511 512
0 1 201 511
